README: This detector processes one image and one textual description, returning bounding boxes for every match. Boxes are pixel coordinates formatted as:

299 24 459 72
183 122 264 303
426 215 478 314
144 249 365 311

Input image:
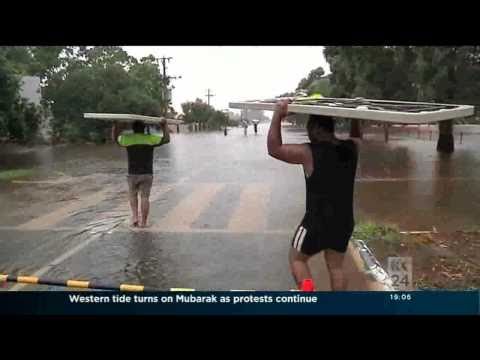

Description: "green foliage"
0 47 33 75
296 66 332 97
0 168 34 181
209 110 230 129
278 91 296 97
181 98 229 130
42 46 169 142
0 46 65 81
6 100 42 143
324 46 402 99
297 67 325 90
0 52 20 137
308 77 331 96
0 50 43 142
0 46 174 143
353 222 401 245
324 46 480 123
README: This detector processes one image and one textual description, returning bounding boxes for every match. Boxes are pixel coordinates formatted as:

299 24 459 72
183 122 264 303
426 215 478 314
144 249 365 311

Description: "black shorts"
291 214 353 256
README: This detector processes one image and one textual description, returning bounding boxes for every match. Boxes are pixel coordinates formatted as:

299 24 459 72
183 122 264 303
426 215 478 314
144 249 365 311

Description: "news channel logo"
387 257 413 290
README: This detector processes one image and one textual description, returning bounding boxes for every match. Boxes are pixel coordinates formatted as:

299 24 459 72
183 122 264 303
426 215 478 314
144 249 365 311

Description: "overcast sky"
123 46 329 114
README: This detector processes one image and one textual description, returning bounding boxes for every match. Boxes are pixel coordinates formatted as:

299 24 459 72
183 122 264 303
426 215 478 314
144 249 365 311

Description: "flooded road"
357 126 480 231
1 124 479 290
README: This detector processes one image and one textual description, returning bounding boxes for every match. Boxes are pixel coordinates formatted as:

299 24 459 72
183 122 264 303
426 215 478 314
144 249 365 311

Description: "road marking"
110 183 175 213
9 233 103 291
7 165 212 291
17 188 114 231
152 183 225 232
9 182 175 291
227 183 270 232
14 177 174 232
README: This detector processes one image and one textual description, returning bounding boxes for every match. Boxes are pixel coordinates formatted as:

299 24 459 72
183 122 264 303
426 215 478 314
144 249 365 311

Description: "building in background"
19 76 52 143
19 76 42 105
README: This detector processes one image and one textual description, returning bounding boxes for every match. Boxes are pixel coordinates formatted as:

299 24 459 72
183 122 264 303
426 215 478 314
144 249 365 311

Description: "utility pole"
159 56 172 80
205 88 214 107
158 56 181 116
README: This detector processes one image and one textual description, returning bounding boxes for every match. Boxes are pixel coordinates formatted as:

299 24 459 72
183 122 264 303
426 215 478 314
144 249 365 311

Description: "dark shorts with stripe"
291 213 353 256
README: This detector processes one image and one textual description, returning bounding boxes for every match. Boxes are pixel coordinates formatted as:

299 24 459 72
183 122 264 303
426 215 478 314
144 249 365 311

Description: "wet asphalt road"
1 124 480 291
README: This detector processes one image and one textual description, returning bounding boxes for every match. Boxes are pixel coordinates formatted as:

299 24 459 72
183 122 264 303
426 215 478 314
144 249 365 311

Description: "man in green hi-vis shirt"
112 119 170 228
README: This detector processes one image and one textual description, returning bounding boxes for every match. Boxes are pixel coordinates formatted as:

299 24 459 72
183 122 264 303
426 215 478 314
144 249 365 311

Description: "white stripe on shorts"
293 226 304 249
296 227 307 251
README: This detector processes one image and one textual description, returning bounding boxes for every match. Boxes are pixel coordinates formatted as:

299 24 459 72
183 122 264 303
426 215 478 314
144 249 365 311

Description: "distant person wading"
267 100 359 291
112 119 170 228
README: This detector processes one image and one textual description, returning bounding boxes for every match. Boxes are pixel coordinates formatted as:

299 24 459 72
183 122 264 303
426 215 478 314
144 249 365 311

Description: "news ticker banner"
0 291 478 315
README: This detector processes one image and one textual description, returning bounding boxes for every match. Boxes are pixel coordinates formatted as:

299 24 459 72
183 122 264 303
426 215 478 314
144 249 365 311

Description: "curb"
350 239 395 291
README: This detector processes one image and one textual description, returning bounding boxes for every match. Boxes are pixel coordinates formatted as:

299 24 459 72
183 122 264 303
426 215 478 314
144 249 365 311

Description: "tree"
0 46 66 82
6 100 42 143
324 47 358 98
42 46 170 142
323 46 480 150
324 47 398 99
209 110 230 129
0 48 44 143
0 51 20 138
181 99 229 130
307 77 331 96
83 46 135 68
278 91 296 97
297 66 325 91
181 99 213 124
324 46 480 108
0 46 176 143
0 47 33 75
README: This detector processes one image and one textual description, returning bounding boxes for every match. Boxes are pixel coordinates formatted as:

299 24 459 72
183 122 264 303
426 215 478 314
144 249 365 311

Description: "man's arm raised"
267 100 309 165
112 122 122 145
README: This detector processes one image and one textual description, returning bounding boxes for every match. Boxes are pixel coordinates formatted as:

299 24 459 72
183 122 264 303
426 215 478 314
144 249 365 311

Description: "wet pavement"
1 124 480 291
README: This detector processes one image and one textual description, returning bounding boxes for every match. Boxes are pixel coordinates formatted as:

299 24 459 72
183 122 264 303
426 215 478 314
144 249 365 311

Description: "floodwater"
356 125 480 231
0 123 479 290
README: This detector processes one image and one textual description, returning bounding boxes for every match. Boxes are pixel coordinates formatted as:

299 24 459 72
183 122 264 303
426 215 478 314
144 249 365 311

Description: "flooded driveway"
1 124 479 290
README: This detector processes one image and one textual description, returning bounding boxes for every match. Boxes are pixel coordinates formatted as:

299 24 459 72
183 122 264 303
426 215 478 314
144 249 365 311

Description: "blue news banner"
0 291 478 315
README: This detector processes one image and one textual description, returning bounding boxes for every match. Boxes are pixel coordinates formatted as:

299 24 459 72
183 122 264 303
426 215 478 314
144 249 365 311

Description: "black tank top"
305 140 358 231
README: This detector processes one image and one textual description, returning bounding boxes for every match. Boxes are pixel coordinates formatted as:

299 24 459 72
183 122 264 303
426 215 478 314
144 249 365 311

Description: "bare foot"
138 222 151 229
131 219 139 227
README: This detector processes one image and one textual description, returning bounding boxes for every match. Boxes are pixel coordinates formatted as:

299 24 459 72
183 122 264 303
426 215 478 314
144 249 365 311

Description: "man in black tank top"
267 100 359 291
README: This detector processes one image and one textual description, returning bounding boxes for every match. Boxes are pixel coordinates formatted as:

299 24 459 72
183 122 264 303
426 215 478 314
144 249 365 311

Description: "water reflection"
1 125 480 232
354 130 480 231
125 231 166 287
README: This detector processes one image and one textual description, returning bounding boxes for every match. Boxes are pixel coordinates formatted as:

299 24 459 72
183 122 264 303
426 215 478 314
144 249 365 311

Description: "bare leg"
129 194 139 226
289 247 312 288
139 176 153 228
139 195 150 228
324 249 347 291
